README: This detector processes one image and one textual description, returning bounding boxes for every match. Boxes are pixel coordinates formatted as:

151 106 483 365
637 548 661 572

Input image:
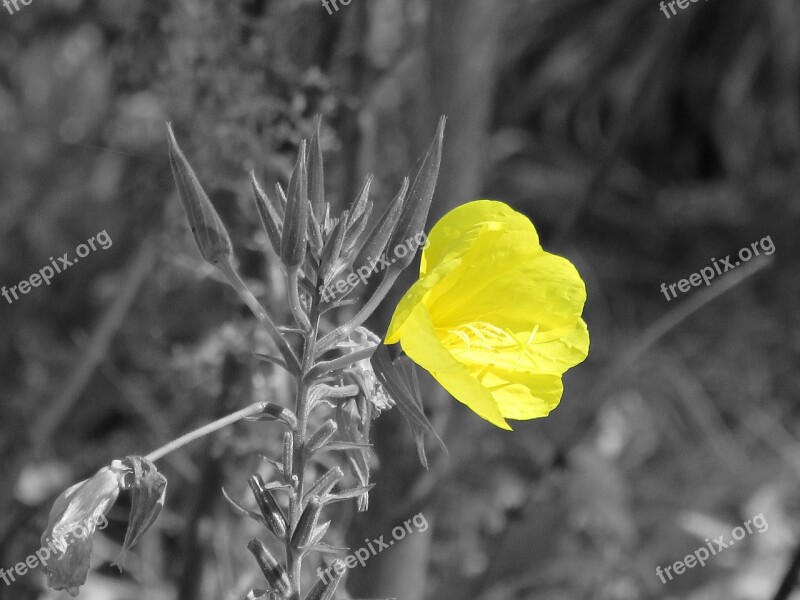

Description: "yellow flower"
385 200 589 429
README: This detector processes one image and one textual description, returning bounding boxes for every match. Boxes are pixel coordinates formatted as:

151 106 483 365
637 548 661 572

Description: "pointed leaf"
371 345 446 468
222 486 268 527
308 116 326 223
323 484 375 504
387 117 446 269
352 177 408 273
316 441 373 452
309 520 331 546
299 543 349 555
251 171 283 255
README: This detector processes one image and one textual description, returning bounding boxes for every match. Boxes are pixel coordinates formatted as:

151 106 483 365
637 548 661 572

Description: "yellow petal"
475 366 565 420
420 200 541 276
445 318 589 376
431 247 587 338
387 211 513 343
397 303 511 429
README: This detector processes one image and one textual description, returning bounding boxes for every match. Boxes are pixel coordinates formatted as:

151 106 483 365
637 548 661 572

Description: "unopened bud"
167 123 233 266
291 497 323 550
248 474 287 540
306 420 337 455
281 141 309 270
247 539 291 597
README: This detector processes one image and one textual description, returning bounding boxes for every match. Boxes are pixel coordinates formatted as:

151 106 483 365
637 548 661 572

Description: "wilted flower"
339 327 394 414
40 462 125 596
40 456 167 596
385 200 590 429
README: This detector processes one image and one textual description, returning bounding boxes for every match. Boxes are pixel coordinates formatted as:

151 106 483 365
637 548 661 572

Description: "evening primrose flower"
40 456 167 596
40 462 126 596
385 200 589 429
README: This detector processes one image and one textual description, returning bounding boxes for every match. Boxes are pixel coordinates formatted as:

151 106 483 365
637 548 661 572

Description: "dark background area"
1 1 799 599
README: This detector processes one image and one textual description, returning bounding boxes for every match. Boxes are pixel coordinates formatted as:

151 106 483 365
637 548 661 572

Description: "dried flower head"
40 456 168 596
339 326 394 414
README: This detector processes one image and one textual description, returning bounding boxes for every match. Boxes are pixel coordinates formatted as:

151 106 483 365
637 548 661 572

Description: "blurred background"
1 0 800 599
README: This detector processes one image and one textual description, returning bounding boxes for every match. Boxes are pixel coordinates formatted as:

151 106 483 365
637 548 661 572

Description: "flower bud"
167 123 233 266
282 431 293 479
247 539 291 597
306 420 337 455
305 466 344 502
248 474 287 540
291 497 323 550
304 568 344 600
281 140 309 270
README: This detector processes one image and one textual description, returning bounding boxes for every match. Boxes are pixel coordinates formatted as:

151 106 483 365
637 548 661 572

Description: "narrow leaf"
323 484 376 504
250 171 283 255
387 117 446 269
371 345 446 468
222 486 268 527
308 115 326 223
299 543 349 555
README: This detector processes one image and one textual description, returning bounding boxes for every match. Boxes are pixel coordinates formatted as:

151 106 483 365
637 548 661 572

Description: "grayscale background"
1 1 799 599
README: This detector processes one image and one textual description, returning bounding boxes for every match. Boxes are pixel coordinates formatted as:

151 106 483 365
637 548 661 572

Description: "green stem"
144 402 267 463
216 257 302 373
287 287 322 598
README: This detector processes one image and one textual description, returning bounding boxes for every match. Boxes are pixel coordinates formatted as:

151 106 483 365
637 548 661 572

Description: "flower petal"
397 303 510 430
431 247 587 337
447 318 590 376
420 200 540 276
477 367 565 420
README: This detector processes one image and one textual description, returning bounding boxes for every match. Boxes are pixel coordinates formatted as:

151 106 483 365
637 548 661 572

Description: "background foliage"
1 1 799 599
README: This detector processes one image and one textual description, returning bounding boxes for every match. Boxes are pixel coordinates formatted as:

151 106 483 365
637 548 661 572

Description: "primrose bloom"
40 462 126 596
385 200 589 429
40 456 167 596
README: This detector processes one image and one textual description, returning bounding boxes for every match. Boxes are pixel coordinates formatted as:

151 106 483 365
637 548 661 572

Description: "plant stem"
144 402 267 463
287 290 322 599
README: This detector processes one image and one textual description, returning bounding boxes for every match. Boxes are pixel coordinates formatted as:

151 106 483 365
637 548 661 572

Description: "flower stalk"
36 118 447 599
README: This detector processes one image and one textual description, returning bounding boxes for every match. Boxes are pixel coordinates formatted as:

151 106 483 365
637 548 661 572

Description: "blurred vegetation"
1 1 799 599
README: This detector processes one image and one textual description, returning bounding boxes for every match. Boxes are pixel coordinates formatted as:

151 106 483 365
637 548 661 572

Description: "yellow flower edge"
386 200 589 430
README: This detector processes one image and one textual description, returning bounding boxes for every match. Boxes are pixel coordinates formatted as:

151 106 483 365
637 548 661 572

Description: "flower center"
442 322 540 370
